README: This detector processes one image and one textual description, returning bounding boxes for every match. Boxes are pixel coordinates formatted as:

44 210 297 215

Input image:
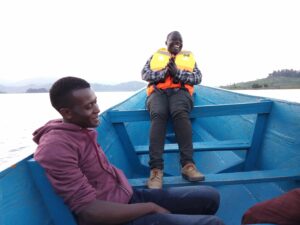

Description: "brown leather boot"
181 163 205 182
147 168 163 189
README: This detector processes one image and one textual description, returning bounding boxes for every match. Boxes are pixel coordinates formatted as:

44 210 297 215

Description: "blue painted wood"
109 100 272 175
129 167 300 188
217 162 245 173
245 113 270 170
112 122 149 176
108 101 273 123
216 183 284 225
190 101 272 117
0 159 52 225
135 139 250 154
27 159 77 225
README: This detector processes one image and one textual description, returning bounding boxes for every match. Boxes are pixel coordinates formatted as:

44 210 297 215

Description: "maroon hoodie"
33 119 133 216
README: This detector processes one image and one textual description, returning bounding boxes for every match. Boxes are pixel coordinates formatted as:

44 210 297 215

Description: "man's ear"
165 40 167 46
59 108 72 120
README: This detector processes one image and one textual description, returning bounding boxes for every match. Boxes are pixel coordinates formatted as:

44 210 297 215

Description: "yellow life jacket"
147 48 195 96
150 48 195 72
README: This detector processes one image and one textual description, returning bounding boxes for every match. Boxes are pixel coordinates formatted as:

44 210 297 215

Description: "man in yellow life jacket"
141 31 205 189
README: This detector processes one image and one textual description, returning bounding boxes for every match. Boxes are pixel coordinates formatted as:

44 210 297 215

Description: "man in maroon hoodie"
33 76 224 225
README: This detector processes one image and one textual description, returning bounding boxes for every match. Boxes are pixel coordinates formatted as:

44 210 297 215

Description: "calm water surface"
1 89 300 171
233 89 300 103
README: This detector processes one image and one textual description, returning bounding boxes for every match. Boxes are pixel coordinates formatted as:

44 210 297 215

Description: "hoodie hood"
33 119 83 144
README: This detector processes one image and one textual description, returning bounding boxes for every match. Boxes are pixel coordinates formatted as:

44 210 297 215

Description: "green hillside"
221 69 300 89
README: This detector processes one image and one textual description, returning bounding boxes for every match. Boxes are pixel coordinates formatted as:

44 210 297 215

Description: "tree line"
268 69 300 78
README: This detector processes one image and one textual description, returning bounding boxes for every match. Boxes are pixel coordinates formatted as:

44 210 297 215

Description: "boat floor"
216 182 284 225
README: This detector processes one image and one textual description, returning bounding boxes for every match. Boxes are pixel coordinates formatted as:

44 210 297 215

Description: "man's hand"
78 199 170 225
167 58 178 77
148 202 170 214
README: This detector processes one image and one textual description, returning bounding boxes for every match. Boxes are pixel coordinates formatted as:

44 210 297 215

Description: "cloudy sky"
0 0 299 87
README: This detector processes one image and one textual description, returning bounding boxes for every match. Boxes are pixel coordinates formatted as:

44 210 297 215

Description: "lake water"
1 89 300 172
233 89 300 103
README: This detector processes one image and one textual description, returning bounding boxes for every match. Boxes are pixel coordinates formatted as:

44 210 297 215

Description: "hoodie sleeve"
34 140 97 213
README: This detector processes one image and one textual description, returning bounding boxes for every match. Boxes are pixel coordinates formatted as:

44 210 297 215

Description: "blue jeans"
124 186 225 225
147 88 195 169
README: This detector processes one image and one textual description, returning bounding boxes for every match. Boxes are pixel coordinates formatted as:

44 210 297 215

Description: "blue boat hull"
1 85 299 225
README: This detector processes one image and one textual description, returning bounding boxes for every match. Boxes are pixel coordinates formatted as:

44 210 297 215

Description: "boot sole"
182 173 205 182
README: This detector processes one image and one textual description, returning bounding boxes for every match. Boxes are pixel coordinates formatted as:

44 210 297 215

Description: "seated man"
242 188 300 225
33 76 225 225
141 31 204 189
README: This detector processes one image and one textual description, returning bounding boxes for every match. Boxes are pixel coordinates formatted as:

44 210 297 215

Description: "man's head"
165 31 183 55
50 76 100 128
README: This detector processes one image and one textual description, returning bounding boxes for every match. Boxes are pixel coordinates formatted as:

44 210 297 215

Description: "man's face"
66 88 100 128
166 33 183 55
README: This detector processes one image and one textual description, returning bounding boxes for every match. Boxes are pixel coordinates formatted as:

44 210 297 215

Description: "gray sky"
0 0 299 87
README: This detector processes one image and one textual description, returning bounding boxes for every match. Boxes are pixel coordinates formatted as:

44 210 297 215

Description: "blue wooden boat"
1 85 299 225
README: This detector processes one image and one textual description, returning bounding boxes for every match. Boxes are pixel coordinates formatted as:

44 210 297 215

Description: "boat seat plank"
190 101 272 118
135 139 251 154
108 101 273 123
27 159 77 225
129 167 300 188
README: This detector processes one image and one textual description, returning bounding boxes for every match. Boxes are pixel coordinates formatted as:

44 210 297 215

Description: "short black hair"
49 76 90 111
166 31 182 41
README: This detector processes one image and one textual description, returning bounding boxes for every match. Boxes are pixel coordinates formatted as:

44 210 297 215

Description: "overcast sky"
0 0 299 87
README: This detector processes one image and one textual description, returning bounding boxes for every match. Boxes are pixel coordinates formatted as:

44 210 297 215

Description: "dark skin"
59 88 170 224
166 31 183 78
59 88 100 128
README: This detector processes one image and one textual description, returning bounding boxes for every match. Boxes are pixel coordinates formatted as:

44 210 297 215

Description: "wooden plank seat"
135 139 251 155
128 167 300 188
27 159 77 225
108 101 273 122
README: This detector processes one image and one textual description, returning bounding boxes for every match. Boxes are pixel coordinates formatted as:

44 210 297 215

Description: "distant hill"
0 84 47 93
221 69 300 89
0 81 147 93
26 88 48 93
91 81 147 92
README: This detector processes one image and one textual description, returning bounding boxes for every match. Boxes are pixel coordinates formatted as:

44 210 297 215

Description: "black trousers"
146 88 194 170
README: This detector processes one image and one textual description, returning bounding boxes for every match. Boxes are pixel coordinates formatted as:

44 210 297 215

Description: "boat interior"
2 85 299 225
97 85 300 224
